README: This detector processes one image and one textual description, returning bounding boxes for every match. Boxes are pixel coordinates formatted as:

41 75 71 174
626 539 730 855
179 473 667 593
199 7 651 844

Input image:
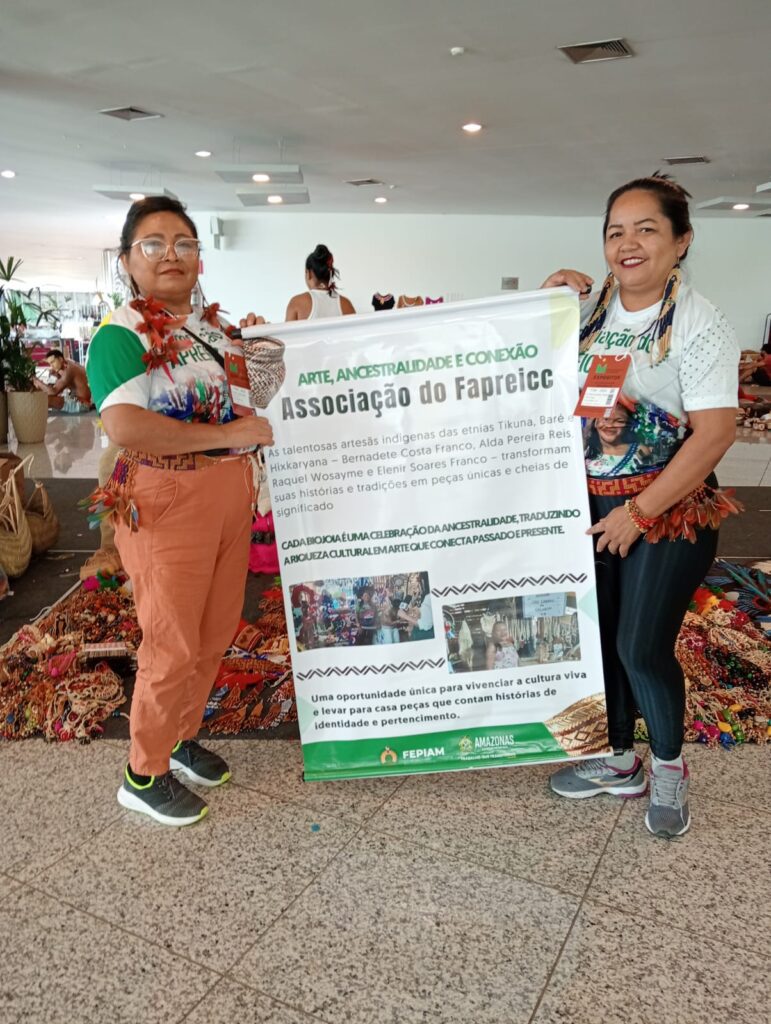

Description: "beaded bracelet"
625 498 657 534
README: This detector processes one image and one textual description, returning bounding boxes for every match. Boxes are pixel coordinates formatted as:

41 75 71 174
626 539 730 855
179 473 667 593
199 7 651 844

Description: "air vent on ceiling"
345 178 384 187
558 38 634 64
663 156 710 166
99 106 163 121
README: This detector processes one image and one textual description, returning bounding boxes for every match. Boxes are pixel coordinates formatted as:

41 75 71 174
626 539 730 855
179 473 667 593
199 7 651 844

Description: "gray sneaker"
170 740 231 788
117 767 209 827
645 760 691 838
550 755 648 799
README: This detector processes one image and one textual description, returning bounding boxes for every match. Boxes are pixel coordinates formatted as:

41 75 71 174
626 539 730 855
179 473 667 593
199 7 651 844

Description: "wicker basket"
545 693 610 757
242 336 286 409
0 460 32 578
24 479 60 555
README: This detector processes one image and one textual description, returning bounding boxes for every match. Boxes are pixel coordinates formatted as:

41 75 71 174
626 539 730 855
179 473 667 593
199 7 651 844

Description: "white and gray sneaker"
645 760 691 838
550 755 648 799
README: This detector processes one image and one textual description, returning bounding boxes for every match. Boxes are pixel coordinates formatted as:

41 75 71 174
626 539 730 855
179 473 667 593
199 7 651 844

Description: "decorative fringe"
579 266 683 365
645 485 744 544
79 455 139 533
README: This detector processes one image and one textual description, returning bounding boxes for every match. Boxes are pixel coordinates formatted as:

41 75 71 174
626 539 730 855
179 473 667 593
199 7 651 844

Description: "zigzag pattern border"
432 573 588 598
296 658 446 681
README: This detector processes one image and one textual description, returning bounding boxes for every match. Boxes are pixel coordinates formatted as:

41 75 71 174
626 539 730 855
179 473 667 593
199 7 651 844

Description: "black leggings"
591 493 718 760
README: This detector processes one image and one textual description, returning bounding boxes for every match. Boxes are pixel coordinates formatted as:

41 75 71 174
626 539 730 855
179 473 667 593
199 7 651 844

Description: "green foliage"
0 256 38 391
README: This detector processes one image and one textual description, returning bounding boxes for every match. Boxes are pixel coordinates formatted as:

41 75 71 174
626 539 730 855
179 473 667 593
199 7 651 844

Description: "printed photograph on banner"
442 591 579 674
290 571 434 651
582 393 681 478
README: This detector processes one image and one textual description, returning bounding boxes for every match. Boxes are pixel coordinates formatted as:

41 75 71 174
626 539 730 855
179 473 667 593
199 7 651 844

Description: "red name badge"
225 351 255 417
574 355 631 419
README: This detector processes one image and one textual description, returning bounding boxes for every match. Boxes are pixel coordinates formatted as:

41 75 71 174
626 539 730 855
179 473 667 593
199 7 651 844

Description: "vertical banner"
265 289 609 780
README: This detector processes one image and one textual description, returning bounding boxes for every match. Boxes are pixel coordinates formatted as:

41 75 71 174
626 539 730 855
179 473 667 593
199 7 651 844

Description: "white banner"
263 289 609 779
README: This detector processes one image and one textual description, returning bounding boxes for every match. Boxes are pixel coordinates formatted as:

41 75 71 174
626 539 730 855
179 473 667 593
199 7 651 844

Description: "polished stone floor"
1 412 770 1023
0 739 769 1024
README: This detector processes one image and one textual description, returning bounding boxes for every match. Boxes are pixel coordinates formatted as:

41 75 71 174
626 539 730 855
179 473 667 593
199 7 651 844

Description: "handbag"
0 460 32 578
24 479 60 555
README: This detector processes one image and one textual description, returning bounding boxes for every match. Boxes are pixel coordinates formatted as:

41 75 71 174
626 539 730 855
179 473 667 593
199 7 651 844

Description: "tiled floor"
1 737 769 1024
2 414 770 1023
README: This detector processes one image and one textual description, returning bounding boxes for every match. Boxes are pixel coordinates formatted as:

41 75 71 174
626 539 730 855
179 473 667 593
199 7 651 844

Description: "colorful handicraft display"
635 562 771 747
0 576 296 742
1 563 766 748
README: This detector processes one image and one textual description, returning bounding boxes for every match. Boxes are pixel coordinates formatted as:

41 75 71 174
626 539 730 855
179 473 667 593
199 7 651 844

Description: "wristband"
625 498 657 534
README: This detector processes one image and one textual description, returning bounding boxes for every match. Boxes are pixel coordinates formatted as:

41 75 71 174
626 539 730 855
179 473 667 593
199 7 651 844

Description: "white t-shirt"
578 283 738 478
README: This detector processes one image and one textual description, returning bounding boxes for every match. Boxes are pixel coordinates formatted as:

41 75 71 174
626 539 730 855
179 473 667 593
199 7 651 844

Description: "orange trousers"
115 457 254 776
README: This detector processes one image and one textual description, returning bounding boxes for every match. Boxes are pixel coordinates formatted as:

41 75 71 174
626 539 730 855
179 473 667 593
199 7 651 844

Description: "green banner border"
301 721 588 781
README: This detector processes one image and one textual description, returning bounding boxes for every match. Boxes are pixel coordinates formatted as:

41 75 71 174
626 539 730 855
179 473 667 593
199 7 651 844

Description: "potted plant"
0 257 50 444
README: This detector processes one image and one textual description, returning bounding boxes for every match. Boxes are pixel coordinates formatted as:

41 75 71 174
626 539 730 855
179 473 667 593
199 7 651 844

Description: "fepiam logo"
380 747 398 765
458 736 474 756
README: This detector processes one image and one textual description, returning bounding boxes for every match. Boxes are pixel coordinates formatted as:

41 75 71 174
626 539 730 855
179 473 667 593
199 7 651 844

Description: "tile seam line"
526 799 627 1024
359 821 608 901
582 891 771 959
2 872 229 977
205 976 332 1024
5 808 127 879
229 771 410 826
226 822 369 975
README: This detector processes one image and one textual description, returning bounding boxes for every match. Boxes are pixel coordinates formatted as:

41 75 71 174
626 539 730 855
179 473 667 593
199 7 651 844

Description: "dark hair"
305 243 339 295
119 196 198 255
603 172 693 259
584 409 638 458
46 348 64 360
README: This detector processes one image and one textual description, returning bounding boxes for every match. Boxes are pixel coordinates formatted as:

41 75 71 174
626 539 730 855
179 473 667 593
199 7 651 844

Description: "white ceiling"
2 0 771 287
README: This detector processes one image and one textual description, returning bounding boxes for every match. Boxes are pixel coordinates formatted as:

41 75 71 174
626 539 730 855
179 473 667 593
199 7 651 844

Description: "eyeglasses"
130 237 201 262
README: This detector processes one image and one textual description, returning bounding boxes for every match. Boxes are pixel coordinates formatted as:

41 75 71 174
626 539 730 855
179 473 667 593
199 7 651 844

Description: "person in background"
398 576 435 641
34 349 93 412
542 173 739 838
485 622 519 670
85 196 275 828
285 244 355 321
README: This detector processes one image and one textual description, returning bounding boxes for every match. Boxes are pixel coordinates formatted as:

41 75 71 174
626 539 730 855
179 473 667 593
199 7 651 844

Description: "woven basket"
243 336 286 409
0 460 32 578
24 479 60 555
545 693 610 757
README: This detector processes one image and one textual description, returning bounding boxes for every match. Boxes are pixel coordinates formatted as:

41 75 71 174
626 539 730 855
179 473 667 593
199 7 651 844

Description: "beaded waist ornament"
587 470 743 543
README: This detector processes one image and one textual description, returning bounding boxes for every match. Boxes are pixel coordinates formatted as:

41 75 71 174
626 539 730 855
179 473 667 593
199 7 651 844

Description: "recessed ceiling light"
732 203 750 211
374 196 388 204
462 122 484 134
267 195 283 205
252 173 271 183
195 150 212 158
129 192 146 201
1 170 16 179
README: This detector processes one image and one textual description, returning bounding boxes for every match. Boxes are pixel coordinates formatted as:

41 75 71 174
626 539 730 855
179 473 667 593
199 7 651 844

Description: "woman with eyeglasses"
85 197 276 827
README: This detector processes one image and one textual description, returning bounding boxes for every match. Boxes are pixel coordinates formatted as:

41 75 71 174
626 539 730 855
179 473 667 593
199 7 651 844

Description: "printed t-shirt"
578 283 738 479
86 305 236 425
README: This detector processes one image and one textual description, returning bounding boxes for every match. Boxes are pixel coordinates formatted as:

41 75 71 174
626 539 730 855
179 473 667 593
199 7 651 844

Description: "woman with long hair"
285 243 355 321
542 174 739 838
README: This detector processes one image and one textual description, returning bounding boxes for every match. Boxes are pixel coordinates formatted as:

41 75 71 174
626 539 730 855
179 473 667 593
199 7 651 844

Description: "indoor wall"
197 211 771 349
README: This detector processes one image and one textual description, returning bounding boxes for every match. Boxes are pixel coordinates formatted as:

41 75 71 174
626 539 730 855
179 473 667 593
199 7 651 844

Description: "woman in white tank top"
285 243 356 321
